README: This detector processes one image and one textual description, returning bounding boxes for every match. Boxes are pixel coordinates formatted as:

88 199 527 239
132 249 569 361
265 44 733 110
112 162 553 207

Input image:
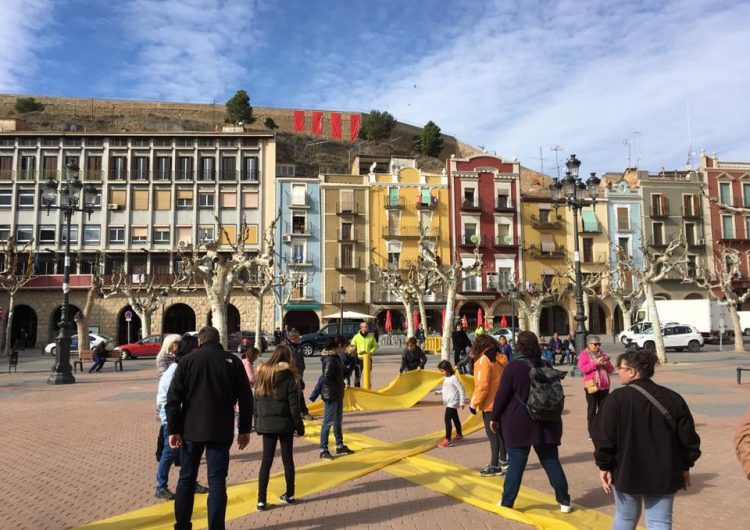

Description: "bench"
737 367 750 385
74 350 123 373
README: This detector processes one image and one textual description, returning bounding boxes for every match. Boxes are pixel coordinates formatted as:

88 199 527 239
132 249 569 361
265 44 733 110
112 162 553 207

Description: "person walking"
88 340 108 373
350 321 378 386
399 336 427 374
451 322 472 366
155 334 207 500
287 329 312 420
166 326 253 530
438 360 466 447
593 348 701 529
490 330 572 512
578 335 614 438
254 345 305 511
415 323 426 349
156 334 182 377
470 334 509 476
318 336 355 461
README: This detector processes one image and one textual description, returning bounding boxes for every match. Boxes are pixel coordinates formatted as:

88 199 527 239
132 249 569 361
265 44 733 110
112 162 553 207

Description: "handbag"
584 378 600 394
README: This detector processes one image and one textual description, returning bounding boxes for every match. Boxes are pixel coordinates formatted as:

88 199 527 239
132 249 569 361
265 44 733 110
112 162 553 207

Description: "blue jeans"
320 399 343 451
174 440 231 530
501 444 570 508
613 488 675 530
156 424 174 489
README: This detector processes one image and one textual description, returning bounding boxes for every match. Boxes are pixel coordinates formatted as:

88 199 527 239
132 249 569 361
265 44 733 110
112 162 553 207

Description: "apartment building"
0 130 275 346
447 154 521 327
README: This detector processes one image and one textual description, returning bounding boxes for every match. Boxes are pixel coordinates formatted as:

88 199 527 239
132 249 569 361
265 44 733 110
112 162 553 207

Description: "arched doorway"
117 305 143 345
10 305 37 347
458 302 483 328
207 304 241 335
51 304 82 339
424 309 442 334
283 310 320 335
163 303 196 335
613 305 624 335
540 305 569 336
376 309 405 333
588 301 607 335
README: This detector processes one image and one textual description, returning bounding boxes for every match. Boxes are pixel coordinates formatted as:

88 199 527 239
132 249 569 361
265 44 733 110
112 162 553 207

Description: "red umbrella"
477 308 483 329
484 316 490 331
500 315 508 327
441 308 446 329
384 309 393 333
413 309 420 333
461 314 469 329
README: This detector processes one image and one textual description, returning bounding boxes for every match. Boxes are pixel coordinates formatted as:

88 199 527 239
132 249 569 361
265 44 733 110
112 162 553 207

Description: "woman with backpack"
490 330 572 513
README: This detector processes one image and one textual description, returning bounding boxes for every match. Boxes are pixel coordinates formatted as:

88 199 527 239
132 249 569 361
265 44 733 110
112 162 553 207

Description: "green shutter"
582 210 598 232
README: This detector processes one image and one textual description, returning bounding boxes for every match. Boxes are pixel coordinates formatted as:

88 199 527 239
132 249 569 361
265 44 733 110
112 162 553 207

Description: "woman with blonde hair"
156 334 182 377
254 346 305 510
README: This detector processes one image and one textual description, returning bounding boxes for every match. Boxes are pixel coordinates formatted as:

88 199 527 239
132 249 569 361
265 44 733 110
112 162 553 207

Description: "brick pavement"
1 347 749 529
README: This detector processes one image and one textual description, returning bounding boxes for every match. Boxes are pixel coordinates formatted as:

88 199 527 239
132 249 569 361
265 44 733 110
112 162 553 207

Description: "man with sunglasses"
577 335 614 439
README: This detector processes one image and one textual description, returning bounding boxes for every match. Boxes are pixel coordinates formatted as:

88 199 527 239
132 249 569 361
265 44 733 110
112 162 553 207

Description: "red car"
114 334 162 359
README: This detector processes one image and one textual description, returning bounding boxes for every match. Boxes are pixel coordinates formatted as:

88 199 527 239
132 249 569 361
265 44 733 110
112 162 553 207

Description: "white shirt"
442 374 466 409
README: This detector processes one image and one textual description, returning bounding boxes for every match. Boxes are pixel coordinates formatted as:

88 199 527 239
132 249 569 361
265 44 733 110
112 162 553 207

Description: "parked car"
299 321 361 357
628 324 704 352
227 331 268 352
618 321 679 345
114 334 162 359
489 327 522 343
43 334 114 356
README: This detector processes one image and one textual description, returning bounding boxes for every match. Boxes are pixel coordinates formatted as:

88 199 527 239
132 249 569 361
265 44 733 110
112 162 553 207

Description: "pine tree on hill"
225 90 255 124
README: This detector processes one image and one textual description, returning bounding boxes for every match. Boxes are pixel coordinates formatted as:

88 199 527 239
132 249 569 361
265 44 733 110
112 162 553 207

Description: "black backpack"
514 358 567 422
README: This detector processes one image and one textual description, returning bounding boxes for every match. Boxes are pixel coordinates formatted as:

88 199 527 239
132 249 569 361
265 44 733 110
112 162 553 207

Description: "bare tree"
557 258 608 331
683 244 750 351
369 263 417 337
495 277 570 337
609 244 644 336
0 237 35 353
409 262 443 337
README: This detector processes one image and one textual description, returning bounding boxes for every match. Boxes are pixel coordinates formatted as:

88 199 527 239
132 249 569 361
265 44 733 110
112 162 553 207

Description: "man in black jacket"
287 329 312 420
166 326 253 530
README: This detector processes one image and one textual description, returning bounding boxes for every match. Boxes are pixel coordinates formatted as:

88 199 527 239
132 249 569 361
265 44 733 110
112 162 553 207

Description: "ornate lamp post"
42 163 98 385
338 286 346 335
550 155 601 365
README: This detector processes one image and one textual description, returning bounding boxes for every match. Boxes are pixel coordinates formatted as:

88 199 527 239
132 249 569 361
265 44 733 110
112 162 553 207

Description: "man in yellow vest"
350 321 378 387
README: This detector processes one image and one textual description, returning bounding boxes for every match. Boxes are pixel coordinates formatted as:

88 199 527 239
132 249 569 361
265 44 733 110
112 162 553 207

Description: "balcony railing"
382 225 434 238
337 228 358 241
459 234 487 247
290 223 313 236
526 244 565 259
494 235 518 247
494 198 514 212
331 289 365 303
530 214 562 230
219 169 238 181
416 196 436 210
197 169 216 181
384 196 405 209
682 206 701 219
460 198 480 211
240 169 260 182
581 251 609 264
649 206 669 218
687 238 706 248
336 202 359 215
335 257 361 270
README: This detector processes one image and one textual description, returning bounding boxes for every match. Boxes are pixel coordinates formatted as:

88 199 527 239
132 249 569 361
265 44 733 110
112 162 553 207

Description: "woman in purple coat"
490 331 572 513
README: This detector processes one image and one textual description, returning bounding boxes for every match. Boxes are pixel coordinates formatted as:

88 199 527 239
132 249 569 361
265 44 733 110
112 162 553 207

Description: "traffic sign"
124 310 133 322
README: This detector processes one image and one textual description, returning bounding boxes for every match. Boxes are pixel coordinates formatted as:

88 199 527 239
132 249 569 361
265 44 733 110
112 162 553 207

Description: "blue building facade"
275 168 322 334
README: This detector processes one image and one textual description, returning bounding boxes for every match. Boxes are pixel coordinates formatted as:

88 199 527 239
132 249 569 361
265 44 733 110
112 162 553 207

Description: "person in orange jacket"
735 407 750 480
470 334 510 476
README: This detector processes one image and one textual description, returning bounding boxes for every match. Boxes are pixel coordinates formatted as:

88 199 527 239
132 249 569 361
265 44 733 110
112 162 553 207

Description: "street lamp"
338 286 346 335
43 163 98 385
550 154 601 369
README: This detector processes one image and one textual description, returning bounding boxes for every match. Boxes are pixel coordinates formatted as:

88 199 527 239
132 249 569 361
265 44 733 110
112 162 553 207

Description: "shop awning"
582 210 599 232
283 304 321 311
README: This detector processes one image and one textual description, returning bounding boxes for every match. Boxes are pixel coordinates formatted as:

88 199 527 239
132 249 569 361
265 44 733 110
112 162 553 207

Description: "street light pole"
43 163 98 385
338 286 346 335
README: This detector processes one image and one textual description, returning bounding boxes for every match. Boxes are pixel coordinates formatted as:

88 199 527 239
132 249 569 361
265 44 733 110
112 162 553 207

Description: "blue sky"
1 0 749 174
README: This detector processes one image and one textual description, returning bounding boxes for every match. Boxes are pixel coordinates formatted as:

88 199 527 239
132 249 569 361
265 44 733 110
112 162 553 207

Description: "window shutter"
220 191 237 208
176 227 192 244
155 190 171 210
242 191 258 208
132 190 149 210
177 189 193 200
243 224 259 244
219 225 236 244
132 227 147 237
109 189 126 206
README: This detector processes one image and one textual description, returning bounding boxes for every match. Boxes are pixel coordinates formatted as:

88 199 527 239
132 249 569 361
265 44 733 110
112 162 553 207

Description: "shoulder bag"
628 383 677 431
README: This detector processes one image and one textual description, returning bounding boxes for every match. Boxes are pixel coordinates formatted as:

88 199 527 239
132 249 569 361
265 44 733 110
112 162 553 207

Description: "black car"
299 321 361 357
227 331 269 352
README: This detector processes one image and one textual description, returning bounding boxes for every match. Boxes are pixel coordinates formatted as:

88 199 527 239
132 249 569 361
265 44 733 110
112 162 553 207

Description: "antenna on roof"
686 102 696 169
623 132 641 169
550 145 563 178
531 146 546 175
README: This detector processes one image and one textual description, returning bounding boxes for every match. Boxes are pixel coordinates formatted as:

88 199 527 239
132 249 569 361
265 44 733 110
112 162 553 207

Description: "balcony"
131 170 150 181
197 169 216 182
240 169 259 182
289 223 313 237
336 202 360 215
581 251 609 264
459 234 487 247
460 198 481 211
682 206 701 219
526 244 565 259
382 225 434 239
335 257 361 270
219 170 238 181
337 228 358 242
687 238 706 248
494 235 518 248
153 171 173 181
384 196 405 210
331 289 365 303
494 197 514 212
530 214 562 230
649 206 669 218
416 197 436 210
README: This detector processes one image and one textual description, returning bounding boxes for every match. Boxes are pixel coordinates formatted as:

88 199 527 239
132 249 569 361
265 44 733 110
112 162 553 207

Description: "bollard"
362 352 372 390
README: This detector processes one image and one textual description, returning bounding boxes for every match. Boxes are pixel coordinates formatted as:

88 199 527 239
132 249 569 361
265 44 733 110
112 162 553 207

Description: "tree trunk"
728 303 745 352
621 300 633 331
439 285 457 361
254 294 264 351
582 291 590 330
643 283 667 363
417 295 428 338
403 299 415 338
128 299 153 338
527 305 541 337
4 291 16 353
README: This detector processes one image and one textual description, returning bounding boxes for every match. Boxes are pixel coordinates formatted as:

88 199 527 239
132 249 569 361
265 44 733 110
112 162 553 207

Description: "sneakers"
279 493 295 504
479 465 504 477
155 487 175 500
498 460 509 472
453 434 464 442
560 501 573 513
336 445 355 456
256 502 267 511
438 438 453 448
320 450 334 460
195 482 209 494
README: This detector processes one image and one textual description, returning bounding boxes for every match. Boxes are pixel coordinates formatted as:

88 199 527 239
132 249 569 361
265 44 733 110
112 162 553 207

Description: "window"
462 257 479 291
277 164 295 177
38 225 56 243
685 222 696 245
220 138 236 148
242 191 259 208
133 156 149 180
744 184 750 208
110 156 127 180
41 138 58 147
462 187 475 205
719 182 731 204
85 156 102 180
155 189 171 210
722 215 735 239
683 194 699 216
153 227 170 244
219 225 236 245
132 189 149 210
220 157 236 180
19 156 36 179
176 227 192 245
219 191 236 208
199 157 215 180
0 189 11 207
292 242 306 264
292 213 307 234
0 156 12 179
154 138 172 147
198 138 213 147
132 138 149 147
616 207 629 230
109 189 126 208
387 241 402 268
242 156 259 181
61 225 78 243
0 225 9 241
463 222 477 245
496 193 509 208
687 255 698 278
618 237 629 255
42 156 57 178
109 138 128 147
652 222 664 246
198 226 215 242
15 225 33 242
651 194 667 216
341 222 353 241
745 217 750 240
496 223 511 245
291 276 306 300
108 227 125 244
63 137 81 147
291 184 306 206
198 192 214 208
155 156 171 179
339 189 354 212
582 238 594 262
176 138 192 147
83 226 101 244
177 156 193 180
539 208 551 223
340 243 354 267
176 189 193 208
131 227 148 244
17 191 34 208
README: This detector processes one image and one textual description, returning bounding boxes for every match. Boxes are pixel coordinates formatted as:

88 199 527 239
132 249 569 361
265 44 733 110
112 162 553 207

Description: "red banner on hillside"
349 113 361 141
330 112 342 139
312 111 323 135
293 110 305 132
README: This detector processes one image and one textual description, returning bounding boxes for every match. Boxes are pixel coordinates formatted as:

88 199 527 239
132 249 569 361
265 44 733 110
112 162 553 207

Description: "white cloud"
0 0 55 93
114 0 261 102
317 0 750 173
